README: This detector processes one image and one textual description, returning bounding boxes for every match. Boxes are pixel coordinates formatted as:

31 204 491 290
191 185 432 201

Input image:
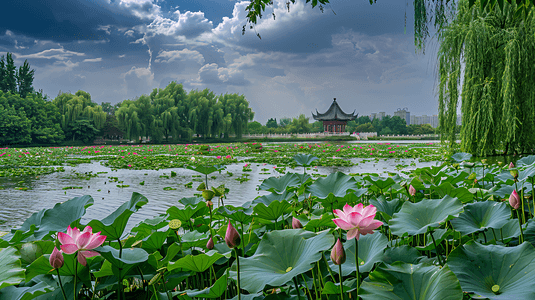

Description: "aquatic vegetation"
4 148 535 299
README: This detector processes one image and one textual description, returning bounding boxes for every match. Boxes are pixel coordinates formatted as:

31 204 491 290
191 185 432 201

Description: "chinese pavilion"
312 98 357 133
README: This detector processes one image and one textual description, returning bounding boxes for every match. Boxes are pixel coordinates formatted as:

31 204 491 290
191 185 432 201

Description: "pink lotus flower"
206 237 215 250
409 185 416 196
225 221 241 249
333 204 383 240
331 238 346 265
49 247 64 269
509 162 515 169
509 190 520 210
292 217 303 229
58 226 106 266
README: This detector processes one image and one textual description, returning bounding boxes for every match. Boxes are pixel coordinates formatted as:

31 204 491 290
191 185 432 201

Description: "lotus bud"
330 238 346 265
206 237 214 250
292 217 303 229
408 185 416 196
509 190 521 210
49 247 64 269
509 162 514 169
225 220 241 249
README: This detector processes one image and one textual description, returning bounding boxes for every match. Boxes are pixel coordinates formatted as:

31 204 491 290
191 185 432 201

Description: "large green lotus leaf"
450 201 510 235
329 233 388 275
415 229 449 251
450 152 472 162
431 182 474 203
6 195 94 241
216 205 254 223
130 215 168 238
17 241 54 265
292 154 319 167
382 245 421 264
168 250 223 272
518 155 535 167
521 219 535 248
389 196 463 236
308 172 358 199
259 173 300 194
293 173 312 185
252 191 294 206
230 229 334 293
0 247 25 290
167 201 208 222
87 192 148 240
253 199 292 221
359 262 463 300
494 171 515 184
97 245 148 279
185 273 227 298
364 175 396 190
369 197 402 222
448 241 535 299
0 280 55 300
518 166 535 182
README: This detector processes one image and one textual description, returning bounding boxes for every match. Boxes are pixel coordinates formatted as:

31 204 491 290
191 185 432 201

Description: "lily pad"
450 201 510 235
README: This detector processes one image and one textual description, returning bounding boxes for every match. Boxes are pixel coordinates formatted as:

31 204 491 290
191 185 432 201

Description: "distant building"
378 112 385 120
394 108 410 125
370 113 377 120
312 98 358 133
409 114 460 128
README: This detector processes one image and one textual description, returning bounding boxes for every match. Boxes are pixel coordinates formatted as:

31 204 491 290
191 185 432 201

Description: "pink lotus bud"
330 238 346 265
509 190 521 210
292 217 303 229
409 185 416 196
49 247 64 269
206 237 214 250
225 221 241 249
509 162 515 169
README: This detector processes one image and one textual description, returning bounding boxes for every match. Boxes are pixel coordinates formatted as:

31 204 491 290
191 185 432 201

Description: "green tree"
0 104 32 145
266 118 278 128
438 0 535 155
115 100 142 141
2 53 17 94
66 119 99 143
355 123 375 132
101 114 124 139
247 121 263 134
279 117 291 128
101 102 115 115
311 120 323 132
16 60 35 98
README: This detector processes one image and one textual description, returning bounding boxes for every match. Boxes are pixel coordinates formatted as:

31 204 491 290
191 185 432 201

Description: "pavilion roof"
312 98 357 121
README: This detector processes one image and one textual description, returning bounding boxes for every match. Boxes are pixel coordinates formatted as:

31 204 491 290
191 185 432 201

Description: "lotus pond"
2 143 535 300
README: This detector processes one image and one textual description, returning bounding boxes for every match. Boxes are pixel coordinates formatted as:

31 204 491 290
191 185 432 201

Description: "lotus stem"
355 240 360 299
118 238 123 258
73 253 78 300
517 210 525 244
300 274 313 300
430 231 444 266
338 263 343 300
521 188 526 225
322 253 336 282
531 177 535 219
235 248 241 300
56 269 68 300
293 277 302 300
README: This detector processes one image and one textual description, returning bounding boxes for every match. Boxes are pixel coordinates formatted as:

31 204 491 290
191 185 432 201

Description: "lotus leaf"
230 229 334 293
259 173 300 194
389 196 463 236
359 262 463 300
308 172 358 199
329 232 388 275
0 247 25 290
168 250 223 272
450 201 510 235
448 241 535 299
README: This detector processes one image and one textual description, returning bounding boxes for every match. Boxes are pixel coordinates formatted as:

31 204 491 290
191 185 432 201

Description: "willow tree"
438 0 535 156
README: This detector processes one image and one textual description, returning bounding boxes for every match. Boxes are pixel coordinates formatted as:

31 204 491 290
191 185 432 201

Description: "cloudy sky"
0 0 441 123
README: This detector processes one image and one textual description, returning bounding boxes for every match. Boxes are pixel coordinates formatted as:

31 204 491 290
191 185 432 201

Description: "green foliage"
439 0 535 156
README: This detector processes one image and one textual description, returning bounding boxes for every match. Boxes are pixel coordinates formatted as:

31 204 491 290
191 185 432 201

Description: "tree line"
0 53 255 145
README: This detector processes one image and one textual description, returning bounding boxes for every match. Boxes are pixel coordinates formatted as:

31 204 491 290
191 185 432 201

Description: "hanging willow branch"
438 0 535 156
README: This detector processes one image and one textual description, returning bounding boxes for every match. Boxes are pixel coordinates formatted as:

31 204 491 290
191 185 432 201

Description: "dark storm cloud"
0 0 141 43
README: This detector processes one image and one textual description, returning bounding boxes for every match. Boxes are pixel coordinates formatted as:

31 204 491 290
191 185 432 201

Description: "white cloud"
97 25 112 35
196 63 249 86
16 48 85 60
155 49 204 64
146 11 213 38
119 0 161 20
83 58 102 62
122 66 155 97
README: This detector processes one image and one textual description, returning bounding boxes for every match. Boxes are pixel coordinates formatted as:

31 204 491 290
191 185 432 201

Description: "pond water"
0 158 439 233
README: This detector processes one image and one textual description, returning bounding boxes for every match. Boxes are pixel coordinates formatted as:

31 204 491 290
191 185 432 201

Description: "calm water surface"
0 158 439 233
